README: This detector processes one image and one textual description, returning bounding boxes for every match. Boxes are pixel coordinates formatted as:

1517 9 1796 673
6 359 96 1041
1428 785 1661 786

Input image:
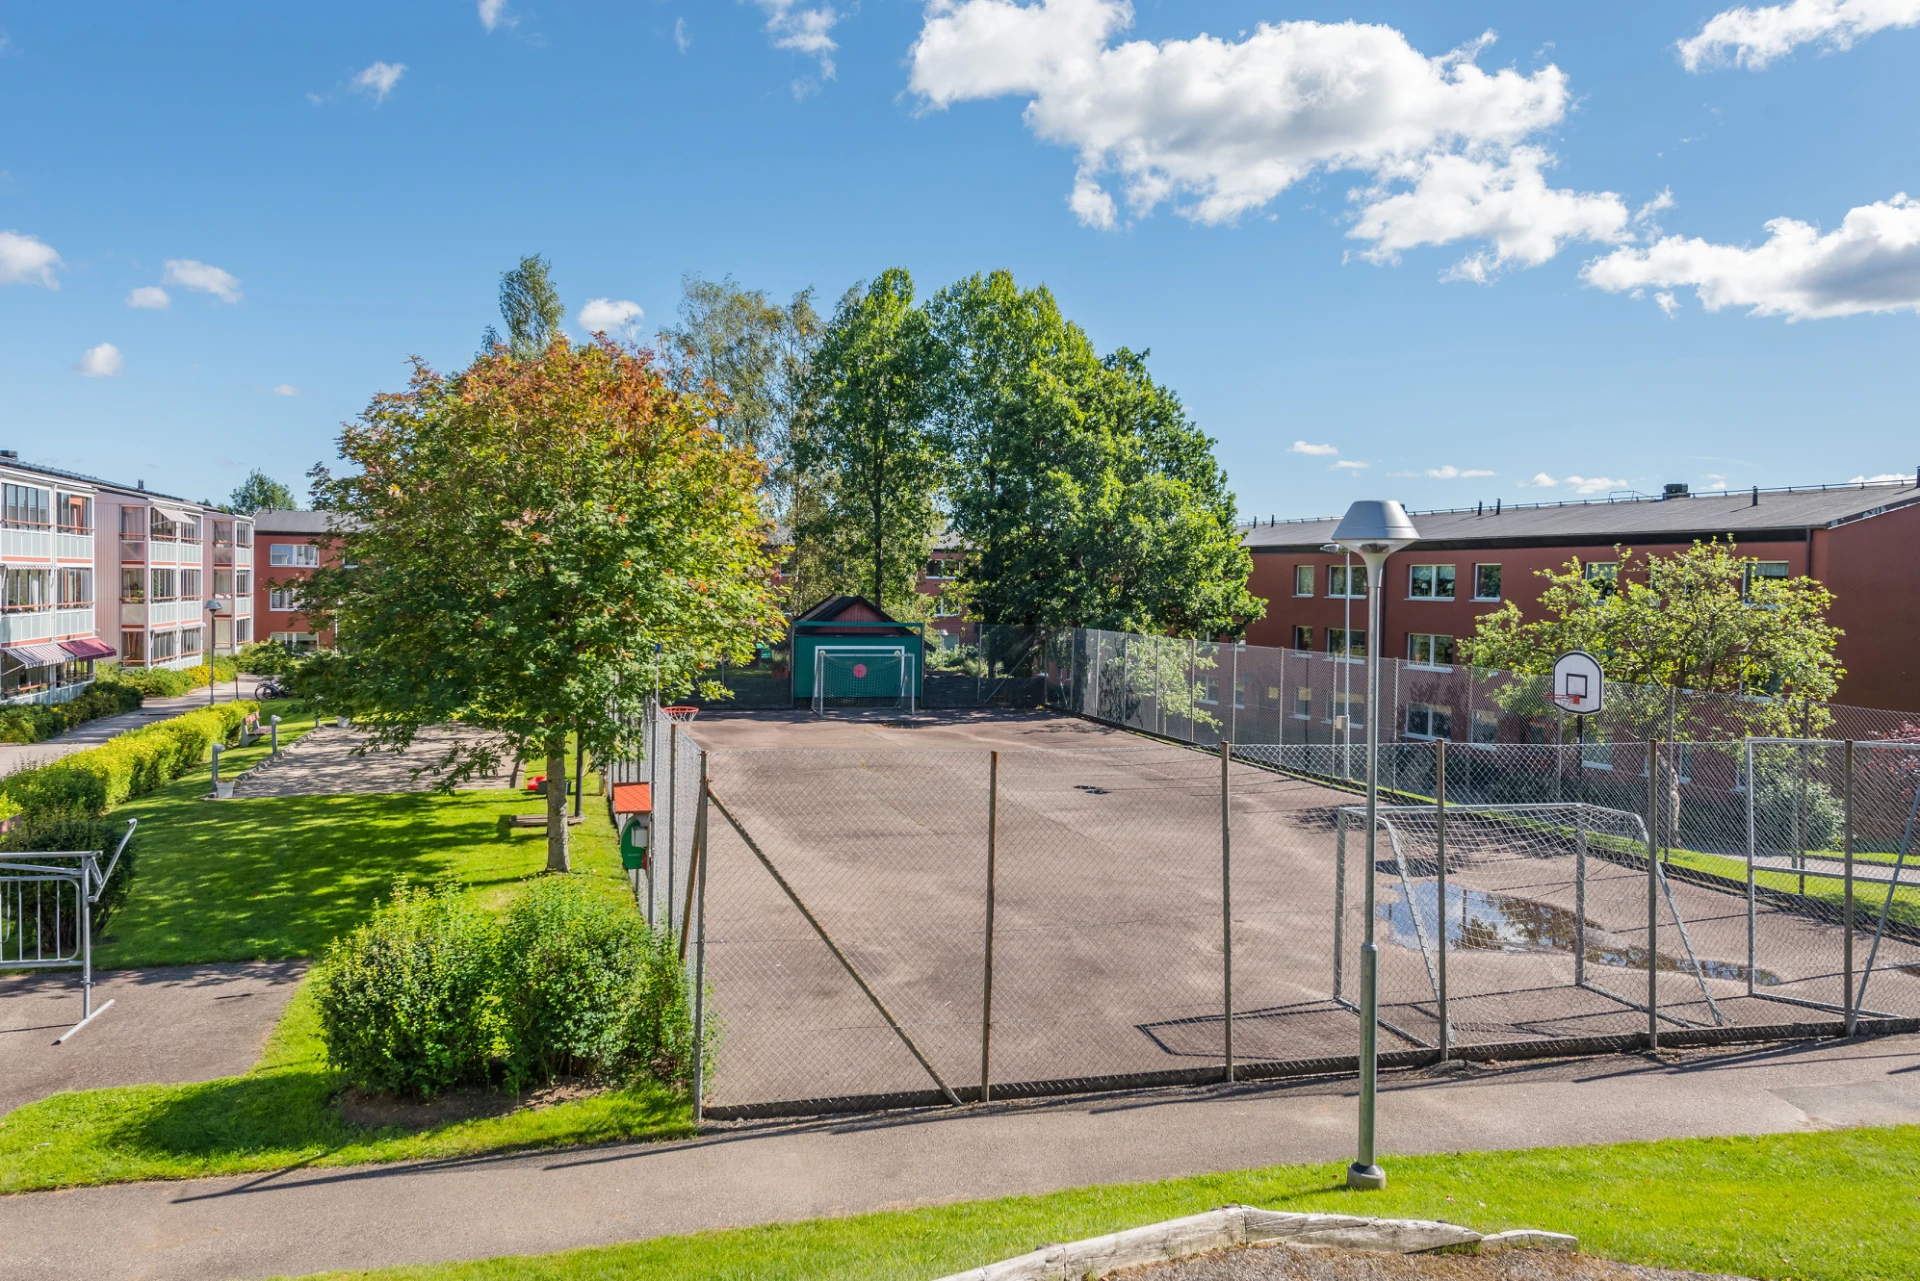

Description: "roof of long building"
1240 479 1920 551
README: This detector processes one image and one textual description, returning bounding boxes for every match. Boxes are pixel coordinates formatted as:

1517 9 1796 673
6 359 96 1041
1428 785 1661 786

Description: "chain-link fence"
643 730 1920 1120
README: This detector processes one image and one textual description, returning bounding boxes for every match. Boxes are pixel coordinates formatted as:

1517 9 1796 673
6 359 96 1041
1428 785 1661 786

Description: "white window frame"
1407 633 1455 668
1470 707 1498 747
1327 627 1366 659
1293 564 1314 597
268 588 300 612
1407 563 1456 601
270 543 319 568
1403 701 1453 741
1327 564 1367 598
1473 563 1502 602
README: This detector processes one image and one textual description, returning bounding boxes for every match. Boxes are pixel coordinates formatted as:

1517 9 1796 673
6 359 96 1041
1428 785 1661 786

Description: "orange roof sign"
610 783 652 816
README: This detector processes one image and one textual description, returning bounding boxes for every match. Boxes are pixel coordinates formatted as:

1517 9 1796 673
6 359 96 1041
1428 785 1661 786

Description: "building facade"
252 509 344 651
1241 480 1920 713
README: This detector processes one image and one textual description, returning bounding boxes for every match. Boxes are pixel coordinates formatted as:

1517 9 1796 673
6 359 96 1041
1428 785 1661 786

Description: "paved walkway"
0 962 307 1116
3 1032 1917 1281
0 678 267 776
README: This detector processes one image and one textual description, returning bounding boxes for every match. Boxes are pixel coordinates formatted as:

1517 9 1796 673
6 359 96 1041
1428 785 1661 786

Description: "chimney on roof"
0 450 16 461
1663 482 1689 500
137 480 145 491
1477 501 1483 516
1752 485 1759 506
1495 498 1501 515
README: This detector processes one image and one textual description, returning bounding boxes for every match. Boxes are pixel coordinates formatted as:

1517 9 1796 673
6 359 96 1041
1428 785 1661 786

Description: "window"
1291 625 1313 651
120 507 146 536
121 568 145 602
1331 688 1365 728
151 630 178 661
1408 633 1456 666
212 519 235 547
1408 564 1456 600
149 569 178 601
1328 564 1367 597
235 522 252 547
1584 561 1619 598
1471 708 1498 745
56 493 92 533
57 567 91 605
120 630 146 663
1405 701 1452 740
1327 627 1366 657
931 593 961 618
213 569 234 596
178 515 201 544
270 543 320 568
925 556 960 580
149 508 178 540
1474 563 1501 601
271 630 318 652
236 618 252 644
4 568 51 610
1292 684 1313 718
2 484 48 529
235 569 251 595
180 568 200 599
1196 673 1221 705
1293 565 1314 596
179 626 202 655
1231 677 1246 710
1744 560 1790 599
1582 738 1614 770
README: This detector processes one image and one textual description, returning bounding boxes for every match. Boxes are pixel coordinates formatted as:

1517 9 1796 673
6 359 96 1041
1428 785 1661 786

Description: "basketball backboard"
1550 650 1604 715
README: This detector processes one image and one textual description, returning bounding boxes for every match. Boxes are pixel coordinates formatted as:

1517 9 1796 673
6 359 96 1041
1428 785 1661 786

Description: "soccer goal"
1333 801 1732 1050
812 645 914 715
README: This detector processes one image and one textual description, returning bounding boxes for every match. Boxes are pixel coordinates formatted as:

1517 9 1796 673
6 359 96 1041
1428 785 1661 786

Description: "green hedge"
99 658 240 699
0 682 143 745
0 701 258 820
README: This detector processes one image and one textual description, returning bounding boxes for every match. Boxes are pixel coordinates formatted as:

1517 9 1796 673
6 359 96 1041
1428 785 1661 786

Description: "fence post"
1844 738 1856 1037
667 725 678 939
1647 739 1660 1052
1745 738 1757 997
1435 738 1449 1062
1221 739 1234 1083
981 750 999 1102
1333 809 1346 1001
690 752 710 1123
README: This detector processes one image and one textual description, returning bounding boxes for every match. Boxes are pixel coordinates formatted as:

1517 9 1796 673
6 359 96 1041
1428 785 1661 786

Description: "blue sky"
2 1 1916 516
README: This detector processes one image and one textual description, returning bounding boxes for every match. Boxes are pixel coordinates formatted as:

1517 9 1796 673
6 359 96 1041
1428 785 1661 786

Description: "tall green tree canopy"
230 469 296 513
928 270 1260 637
304 338 785 870
481 254 565 360
660 274 822 514
788 269 944 617
1463 540 1844 736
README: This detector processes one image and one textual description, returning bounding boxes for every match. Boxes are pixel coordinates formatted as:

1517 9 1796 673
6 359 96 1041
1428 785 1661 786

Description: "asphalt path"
3 1032 1918 1281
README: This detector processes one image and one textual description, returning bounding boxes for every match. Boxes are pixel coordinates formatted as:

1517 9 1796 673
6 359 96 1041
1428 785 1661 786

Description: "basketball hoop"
661 706 700 723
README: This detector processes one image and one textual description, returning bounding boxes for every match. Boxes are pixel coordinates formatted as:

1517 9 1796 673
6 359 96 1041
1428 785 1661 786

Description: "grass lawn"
289 1124 1920 1281
97 719 630 969
0 981 691 1193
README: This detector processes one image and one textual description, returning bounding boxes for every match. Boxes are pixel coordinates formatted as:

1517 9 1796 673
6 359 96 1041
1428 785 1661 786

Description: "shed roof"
1240 480 1920 552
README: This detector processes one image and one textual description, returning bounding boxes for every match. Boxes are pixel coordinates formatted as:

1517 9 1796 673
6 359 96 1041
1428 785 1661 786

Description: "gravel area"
233 723 513 797
1111 1243 1750 1281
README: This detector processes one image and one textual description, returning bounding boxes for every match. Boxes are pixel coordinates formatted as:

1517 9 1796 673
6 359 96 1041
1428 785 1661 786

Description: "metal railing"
1 819 137 1041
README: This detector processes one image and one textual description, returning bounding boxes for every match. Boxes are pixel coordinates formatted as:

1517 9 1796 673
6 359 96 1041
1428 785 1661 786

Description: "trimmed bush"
97 659 239 699
0 682 143 745
496 877 696 1089
0 701 258 820
312 882 502 1098
235 640 296 676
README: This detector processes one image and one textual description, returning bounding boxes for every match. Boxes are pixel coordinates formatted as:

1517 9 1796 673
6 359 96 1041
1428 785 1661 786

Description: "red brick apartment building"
1241 479 1920 713
252 509 346 651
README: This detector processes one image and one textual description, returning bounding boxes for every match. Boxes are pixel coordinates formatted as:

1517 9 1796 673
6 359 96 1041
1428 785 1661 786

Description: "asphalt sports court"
685 710 1920 1114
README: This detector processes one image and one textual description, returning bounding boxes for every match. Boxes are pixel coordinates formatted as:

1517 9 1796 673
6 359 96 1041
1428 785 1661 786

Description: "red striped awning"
59 637 117 660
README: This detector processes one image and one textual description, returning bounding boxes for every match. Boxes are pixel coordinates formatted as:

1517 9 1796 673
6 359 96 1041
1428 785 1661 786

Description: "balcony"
0 606 94 646
56 528 94 560
149 537 183 565
120 533 147 564
2 525 52 560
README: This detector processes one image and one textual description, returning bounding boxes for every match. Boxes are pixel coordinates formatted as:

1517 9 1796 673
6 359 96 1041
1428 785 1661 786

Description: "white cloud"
1655 291 1680 318
1702 473 1730 491
1565 475 1627 495
126 285 171 309
1519 473 1557 487
908 3 1630 275
756 1 841 76
1331 459 1370 471
675 17 691 53
1426 465 1495 479
578 297 644 337
273 384 300 397
352 61 407 103
1850 471 1910 482
1582 193 1920 321
75 343 123 378
1290 441 1338 457
478 0 515 32
163 259 243 304
0 230 62 289
1678 0 1920 71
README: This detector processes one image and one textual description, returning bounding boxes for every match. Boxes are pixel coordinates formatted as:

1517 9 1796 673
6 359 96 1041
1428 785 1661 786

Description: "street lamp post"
204 600 224 706
1331 499 1420 1192
1321 543 1356 778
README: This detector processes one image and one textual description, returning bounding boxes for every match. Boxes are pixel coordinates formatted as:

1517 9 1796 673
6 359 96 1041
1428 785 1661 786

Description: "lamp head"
1331 500 1419 560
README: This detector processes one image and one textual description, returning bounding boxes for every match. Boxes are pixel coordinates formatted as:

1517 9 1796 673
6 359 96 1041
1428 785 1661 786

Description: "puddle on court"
1378 882 1781 985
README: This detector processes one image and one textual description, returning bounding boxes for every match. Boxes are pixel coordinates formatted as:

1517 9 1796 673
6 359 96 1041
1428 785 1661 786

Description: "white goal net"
812 646 913 715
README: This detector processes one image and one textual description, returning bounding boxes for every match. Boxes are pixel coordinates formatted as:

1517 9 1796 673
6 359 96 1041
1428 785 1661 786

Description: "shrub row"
0 701 258 820
0 682 143 745
314 877 697 1099
235 640 297 676
99 658 240 699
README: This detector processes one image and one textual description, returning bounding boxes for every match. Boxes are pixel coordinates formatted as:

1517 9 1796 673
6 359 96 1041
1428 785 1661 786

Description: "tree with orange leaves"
302 335 785 872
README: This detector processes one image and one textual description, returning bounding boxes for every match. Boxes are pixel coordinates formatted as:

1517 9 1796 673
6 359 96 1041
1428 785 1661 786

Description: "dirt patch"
338 1078 603 1130
1112 1243 1749 1281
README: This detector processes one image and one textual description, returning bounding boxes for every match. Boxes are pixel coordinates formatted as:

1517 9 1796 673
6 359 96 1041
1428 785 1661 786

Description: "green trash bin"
619 815 650 871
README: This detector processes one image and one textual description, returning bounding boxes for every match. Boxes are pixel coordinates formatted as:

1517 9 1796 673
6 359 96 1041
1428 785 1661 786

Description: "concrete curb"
933 1205 1575 1280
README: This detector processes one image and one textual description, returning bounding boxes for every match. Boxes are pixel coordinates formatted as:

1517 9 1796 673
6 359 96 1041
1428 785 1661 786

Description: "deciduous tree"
230 470 296 514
